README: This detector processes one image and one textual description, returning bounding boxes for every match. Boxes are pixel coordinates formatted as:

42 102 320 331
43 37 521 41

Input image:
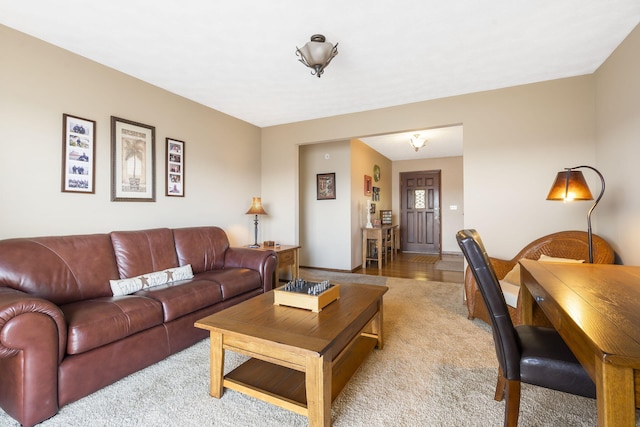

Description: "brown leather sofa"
0 226 278 427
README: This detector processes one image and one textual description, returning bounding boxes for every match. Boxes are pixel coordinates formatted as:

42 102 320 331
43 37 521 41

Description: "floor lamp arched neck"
246 197 267 248
546 165 605 263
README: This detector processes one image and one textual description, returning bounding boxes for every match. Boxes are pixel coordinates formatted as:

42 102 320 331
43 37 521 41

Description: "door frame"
399 170 442 254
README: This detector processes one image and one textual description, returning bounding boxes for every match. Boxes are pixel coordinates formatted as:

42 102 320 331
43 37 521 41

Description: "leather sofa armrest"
0 287 67 362
223 247 278 292
0 287 67 426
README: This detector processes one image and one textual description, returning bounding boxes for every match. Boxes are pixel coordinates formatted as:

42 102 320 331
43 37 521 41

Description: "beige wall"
263 75 597 261
299 139 392 270
4 20 638 265
299 141 351 269
0 25 263 245
350 139 392 268
594 23 640 265
392 156 464 254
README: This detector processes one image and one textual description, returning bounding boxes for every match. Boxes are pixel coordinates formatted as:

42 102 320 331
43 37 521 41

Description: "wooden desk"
361 225 398 270
520 259 640 426
249 245 300 281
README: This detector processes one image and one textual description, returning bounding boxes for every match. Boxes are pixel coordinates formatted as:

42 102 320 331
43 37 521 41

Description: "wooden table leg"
595 359 635 426
377 233 383 270
306 354 331 427
209 331 224 398
519 271 534 325
373 301 384 349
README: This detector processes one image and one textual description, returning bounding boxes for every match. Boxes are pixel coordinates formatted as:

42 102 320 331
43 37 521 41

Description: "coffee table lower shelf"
223 334 378 416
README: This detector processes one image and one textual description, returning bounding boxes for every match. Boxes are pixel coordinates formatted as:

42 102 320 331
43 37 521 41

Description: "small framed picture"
166 138 185 197
111 116 156 202
62 114 96 193
317 173 336 200
364 175 372 196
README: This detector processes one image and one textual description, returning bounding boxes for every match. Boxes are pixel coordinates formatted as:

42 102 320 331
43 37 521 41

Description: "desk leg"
209 331 224 398
519 278 534 325
595 359 635 426
306 354 331 427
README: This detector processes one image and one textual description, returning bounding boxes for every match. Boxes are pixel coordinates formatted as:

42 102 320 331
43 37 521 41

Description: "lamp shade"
546 170 594 201
296 34 338 77
245 197 267 215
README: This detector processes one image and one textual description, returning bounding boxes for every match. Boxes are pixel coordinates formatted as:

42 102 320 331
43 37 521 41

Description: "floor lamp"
546 165 605 263
246 197 267 248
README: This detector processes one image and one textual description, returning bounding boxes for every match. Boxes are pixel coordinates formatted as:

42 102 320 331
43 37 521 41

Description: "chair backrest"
456 229 521 380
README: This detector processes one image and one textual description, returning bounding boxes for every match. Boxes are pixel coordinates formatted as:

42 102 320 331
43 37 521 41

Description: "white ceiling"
1 1 638 160
359 126 464 161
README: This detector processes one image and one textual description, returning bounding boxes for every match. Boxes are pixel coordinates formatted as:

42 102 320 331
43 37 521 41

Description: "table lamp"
246 197 267 248
546 165 605 263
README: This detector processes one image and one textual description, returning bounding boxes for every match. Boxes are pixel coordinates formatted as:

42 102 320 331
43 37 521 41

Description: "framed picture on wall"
111 116 156 202
61 113 96 193
364 175 372 196
317 173 336 200
166 138 185 197
372 186 380 201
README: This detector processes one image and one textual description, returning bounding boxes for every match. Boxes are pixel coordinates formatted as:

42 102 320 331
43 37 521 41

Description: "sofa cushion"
173 227 229 273
503 263 522 285
197 268 262 300
0 234 120 305
499 280 520 308
111 228 179 279
538 254 585 263
134 278 223 322
61 296 164 355
109 265 194 296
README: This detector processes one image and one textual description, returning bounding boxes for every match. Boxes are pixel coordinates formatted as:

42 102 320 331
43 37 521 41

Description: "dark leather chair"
456 229 596 427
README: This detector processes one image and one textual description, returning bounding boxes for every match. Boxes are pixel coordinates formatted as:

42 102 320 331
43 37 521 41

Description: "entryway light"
409 134 427 152
296 34 338 78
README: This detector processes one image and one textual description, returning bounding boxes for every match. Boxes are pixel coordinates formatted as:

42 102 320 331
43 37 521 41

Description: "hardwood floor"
352 252 464 283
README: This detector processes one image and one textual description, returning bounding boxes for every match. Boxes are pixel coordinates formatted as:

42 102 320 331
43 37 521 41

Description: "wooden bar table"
361 225 396 270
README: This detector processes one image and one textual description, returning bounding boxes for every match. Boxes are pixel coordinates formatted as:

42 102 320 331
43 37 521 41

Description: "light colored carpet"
1 277 608 426
434 260 464 272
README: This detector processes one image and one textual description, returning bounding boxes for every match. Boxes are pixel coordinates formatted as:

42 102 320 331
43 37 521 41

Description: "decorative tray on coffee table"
273 278 340 312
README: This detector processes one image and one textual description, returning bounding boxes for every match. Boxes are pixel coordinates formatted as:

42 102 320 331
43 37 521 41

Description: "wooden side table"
361 225 396 270
248 244 300 282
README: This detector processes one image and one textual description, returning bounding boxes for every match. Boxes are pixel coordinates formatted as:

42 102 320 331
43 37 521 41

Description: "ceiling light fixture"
296 34 338 78
409 134 427 152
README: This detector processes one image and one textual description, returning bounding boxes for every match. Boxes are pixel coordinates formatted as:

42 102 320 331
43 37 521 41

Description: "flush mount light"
296 34 338 78
409 134 428 152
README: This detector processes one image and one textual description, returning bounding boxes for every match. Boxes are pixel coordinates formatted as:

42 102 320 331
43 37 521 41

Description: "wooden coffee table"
195 282 388 427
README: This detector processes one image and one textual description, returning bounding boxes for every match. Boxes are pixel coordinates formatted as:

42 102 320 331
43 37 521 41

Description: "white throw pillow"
499 280 520 308
502 263 522 285
110 264 194 296
538 254 585 263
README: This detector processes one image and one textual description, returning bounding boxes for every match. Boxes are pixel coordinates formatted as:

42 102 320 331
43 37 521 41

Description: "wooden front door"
400 170 441 253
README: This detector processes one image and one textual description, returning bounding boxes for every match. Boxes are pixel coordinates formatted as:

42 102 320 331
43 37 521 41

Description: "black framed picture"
111 116 156 202
317 173 336 200
62 114 96 193
166 138 185 197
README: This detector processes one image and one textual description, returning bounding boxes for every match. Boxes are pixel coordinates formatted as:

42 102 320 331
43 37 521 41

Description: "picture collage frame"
62 114 96 193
